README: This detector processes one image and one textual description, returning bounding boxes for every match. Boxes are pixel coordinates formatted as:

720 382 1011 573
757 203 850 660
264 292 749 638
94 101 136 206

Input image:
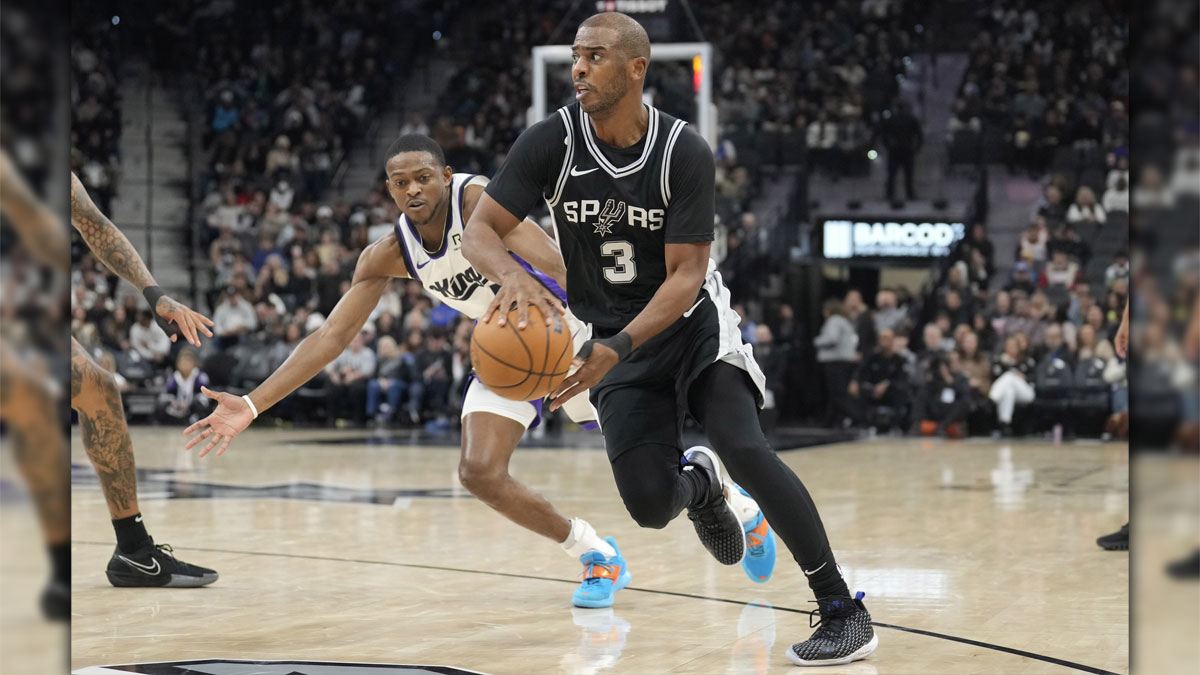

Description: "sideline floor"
70 428 1129 674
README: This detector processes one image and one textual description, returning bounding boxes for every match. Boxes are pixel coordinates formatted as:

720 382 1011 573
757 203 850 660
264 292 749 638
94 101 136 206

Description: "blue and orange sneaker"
729 485 776 583
572 537 631 608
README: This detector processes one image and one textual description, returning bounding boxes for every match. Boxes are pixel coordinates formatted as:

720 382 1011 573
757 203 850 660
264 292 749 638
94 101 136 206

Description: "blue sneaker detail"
572 537 631 608
738 486 776 583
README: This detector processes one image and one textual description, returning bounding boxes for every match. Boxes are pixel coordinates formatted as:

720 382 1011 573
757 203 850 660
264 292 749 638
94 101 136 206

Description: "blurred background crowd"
59 0 1195 452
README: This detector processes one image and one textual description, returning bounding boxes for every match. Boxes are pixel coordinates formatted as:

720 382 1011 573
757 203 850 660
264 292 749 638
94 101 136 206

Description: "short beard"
582 76 628 118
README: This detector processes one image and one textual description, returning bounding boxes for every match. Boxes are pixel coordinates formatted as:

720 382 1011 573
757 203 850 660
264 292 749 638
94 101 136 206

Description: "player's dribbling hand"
483 270 564 329
182 387 254 457
155 295 215 347
547 339 621 411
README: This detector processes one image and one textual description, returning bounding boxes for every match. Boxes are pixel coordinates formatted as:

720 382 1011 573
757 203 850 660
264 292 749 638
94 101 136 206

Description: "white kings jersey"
393 172 573 324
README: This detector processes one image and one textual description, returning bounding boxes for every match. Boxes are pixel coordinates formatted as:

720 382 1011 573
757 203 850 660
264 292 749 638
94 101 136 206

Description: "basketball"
470 304 573 401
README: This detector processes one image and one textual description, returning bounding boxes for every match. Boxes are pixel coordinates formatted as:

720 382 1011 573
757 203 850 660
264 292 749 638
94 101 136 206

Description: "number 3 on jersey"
601 240 637 283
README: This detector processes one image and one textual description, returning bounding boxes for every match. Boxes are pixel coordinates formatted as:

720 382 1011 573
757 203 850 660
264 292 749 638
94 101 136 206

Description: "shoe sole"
572 569 632 608
1098 543 1128 551
107 571 219 588
686 447 746 565
786 632 878 667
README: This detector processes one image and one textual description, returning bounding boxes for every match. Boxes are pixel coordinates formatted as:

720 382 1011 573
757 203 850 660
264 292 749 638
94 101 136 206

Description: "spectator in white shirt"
1067 186 1106 225
1102 176 1129 213
324 331 377 426
129 309 172 364
1105 252 1130 289
212 286 258 348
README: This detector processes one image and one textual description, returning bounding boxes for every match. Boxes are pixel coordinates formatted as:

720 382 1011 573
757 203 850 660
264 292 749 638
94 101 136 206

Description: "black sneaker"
683 446 745 566
40 579 69 621
787 592 878 666
1096 523 1129 551
106 540 218 588
1166 548 1200 579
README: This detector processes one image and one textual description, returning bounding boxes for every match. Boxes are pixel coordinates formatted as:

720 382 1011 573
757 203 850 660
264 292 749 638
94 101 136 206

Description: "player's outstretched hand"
483 270 564 329
547 339 620 412
154 295 215 347
183 387 254 457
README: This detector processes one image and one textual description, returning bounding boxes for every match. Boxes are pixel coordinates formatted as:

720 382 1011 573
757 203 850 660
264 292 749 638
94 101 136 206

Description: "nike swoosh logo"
118 555 161 575
569 165 599 177
683 297 706 318
802 562 827 577
416 259 431 269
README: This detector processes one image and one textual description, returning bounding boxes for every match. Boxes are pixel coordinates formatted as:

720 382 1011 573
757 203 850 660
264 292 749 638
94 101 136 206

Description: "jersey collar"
579 103 659 179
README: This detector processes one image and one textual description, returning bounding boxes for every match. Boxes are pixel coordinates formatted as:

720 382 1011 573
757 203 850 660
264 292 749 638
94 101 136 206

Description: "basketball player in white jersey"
184 134 644 607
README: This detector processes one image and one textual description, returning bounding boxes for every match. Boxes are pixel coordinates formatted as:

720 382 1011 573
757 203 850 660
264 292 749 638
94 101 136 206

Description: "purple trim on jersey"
405 174 470 261
581 421 600 431
510 253 568 305
393 218 420 281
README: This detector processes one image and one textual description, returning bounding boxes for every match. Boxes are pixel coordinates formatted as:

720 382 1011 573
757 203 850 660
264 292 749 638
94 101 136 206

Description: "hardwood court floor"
70 428 1129 674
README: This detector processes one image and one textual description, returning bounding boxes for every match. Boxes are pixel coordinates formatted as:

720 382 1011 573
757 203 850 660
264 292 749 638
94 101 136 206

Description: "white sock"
560 518 616 559
726 486 761 526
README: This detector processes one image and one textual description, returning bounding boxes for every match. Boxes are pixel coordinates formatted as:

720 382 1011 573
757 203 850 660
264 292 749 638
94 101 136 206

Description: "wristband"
577 332 634 362
142 285 166 310
605 332 634 360
242 395 259 419
142 285 178 337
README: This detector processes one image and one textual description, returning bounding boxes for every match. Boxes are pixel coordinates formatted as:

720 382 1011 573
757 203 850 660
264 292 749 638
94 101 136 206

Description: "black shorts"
590 291 751 460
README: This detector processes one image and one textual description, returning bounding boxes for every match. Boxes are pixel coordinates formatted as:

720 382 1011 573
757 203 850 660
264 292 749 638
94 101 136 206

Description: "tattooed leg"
70 338 139 519
1 343 70 544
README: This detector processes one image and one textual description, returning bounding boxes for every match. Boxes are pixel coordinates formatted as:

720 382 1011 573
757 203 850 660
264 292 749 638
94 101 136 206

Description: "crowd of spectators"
73 166 482 428
68 0 1163 440
694 1 921 181
806 217 1138 439
185 0 431 254
71 18 123 215
950 1 1128 198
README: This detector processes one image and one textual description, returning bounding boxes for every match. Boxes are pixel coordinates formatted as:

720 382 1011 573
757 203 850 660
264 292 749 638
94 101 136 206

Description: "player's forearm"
502 219 568 289
463 219 533 285
249 328 351 411
247 278 387 410
70 175 156 290
620 266 706 351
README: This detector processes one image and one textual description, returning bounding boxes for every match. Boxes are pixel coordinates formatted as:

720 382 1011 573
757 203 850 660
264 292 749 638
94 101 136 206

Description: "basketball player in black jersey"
463 12 877 666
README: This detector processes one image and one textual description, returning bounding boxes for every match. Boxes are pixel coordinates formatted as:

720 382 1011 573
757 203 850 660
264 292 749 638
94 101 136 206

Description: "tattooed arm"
70 171 214 346
0 150 70 272
69 171 156 290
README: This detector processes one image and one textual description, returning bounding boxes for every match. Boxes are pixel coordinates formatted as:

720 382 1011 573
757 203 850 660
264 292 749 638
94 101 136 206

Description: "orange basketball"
470 304 573 401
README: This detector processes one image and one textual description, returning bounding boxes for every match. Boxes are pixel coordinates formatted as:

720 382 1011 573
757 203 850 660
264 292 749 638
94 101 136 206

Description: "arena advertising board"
819 217 966 263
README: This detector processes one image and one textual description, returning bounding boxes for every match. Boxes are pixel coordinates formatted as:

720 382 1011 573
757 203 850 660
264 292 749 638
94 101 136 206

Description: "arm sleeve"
483 115 568 221
663 127 716 244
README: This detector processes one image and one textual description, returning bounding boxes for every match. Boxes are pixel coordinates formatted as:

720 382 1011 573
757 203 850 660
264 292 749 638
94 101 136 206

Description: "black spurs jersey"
485 102 715 332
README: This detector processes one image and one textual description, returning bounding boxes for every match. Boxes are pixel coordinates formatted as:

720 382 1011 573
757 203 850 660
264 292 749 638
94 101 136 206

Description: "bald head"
577 12 650 61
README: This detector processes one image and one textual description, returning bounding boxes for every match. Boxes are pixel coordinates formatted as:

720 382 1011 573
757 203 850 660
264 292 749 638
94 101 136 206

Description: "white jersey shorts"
460 311 598 429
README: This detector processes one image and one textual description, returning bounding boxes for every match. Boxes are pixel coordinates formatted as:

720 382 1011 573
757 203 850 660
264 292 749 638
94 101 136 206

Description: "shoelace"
155 543 177 559
806 602 848 640
579 560 617 586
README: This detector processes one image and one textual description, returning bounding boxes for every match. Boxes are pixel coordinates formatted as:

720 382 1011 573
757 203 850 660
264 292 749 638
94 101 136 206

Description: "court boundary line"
74 541 1122 675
